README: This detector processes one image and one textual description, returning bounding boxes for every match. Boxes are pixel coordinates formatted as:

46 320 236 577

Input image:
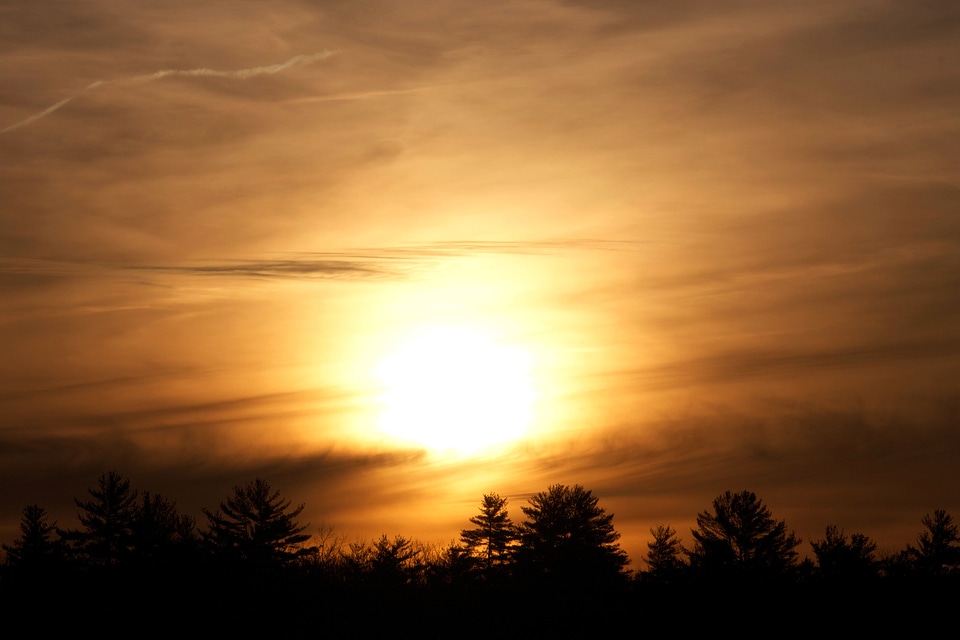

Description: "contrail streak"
1 51 336 134
287 86 438 104
145 52 334 81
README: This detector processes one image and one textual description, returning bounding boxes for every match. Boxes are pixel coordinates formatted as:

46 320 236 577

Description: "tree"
910 509 960 576
202 478 311 567
305 521 347 577
132 491 196 563
516 484 628 585
460 493 516 575
369 534 423 587
342 534 424 587
643 524 685 582
2 504 65 571
424 542 475 587
688 490 800 580
60 471 139 565
810 525 877 581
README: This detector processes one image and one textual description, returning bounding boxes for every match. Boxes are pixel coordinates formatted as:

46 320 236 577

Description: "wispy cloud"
0 241 635 282
287 86 439 104
621 341 960 391
1 51 337 134
133 257 395 281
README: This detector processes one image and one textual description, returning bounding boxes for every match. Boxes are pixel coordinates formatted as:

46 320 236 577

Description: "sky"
2 0 959 564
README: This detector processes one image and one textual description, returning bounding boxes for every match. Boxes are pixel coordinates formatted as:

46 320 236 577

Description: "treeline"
2 473 958 634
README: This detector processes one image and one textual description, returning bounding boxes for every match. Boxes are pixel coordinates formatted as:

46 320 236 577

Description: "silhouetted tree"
516 484 628 586
345 534 424 588
303 521 347 580
910 509 960 576
132 491 196 563
810 525 877 581
460 493 516 576
688 490 800 581
643 524 685 582
202 478 311 568
60 471 138 566
878 548 916 580
343 538 373 581
2 504 65 571
373 534 424 585
424 542 475 587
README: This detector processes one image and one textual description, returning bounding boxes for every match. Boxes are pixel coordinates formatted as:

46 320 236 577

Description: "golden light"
372 325 537 455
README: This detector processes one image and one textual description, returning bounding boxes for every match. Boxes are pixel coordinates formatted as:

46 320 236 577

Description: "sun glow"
373 326 537 455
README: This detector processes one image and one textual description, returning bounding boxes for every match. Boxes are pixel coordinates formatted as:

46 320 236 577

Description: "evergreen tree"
60 471 138 566
425 543 475 587
516 484 628 585
688 490 800 581
460 493 516 575
2 504 64 571
643 524 685 582
369 534 422 587
911 509 960 576
133 491 196 563
810 525 877 581
202 478 311 567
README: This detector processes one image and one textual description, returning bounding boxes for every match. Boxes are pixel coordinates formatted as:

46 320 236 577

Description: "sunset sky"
2 0 959 563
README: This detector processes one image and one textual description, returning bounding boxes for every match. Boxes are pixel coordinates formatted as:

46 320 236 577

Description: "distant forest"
3 472 958 635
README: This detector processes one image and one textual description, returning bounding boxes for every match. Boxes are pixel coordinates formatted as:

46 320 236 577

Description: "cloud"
144 52 336 81
1 51 337 134
621 340 960 391
133 256 395 281
0 240 635 283
287 86 439 104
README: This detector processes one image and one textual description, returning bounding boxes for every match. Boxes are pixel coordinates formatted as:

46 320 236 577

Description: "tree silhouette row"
3 471 959 631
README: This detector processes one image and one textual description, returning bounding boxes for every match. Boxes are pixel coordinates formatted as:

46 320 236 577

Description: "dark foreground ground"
4 569 957 638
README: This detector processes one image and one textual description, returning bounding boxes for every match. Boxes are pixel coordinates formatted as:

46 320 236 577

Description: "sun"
372 325 536 455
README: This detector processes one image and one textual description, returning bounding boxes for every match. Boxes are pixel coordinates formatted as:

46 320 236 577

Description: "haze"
2 0 959 562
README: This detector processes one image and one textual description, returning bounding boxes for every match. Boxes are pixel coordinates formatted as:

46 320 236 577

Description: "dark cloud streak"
1 240 640 283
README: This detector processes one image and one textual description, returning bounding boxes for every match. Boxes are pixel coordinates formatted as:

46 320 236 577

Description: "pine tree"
688 490 800 581
202 478 311 567
60 471 139 566
369 534 422 587
810 525 877 581
460 493 516 575
911 509 960 576
133 491 196 563
516 484 628 585
2 504 64 571
644 524 685 581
